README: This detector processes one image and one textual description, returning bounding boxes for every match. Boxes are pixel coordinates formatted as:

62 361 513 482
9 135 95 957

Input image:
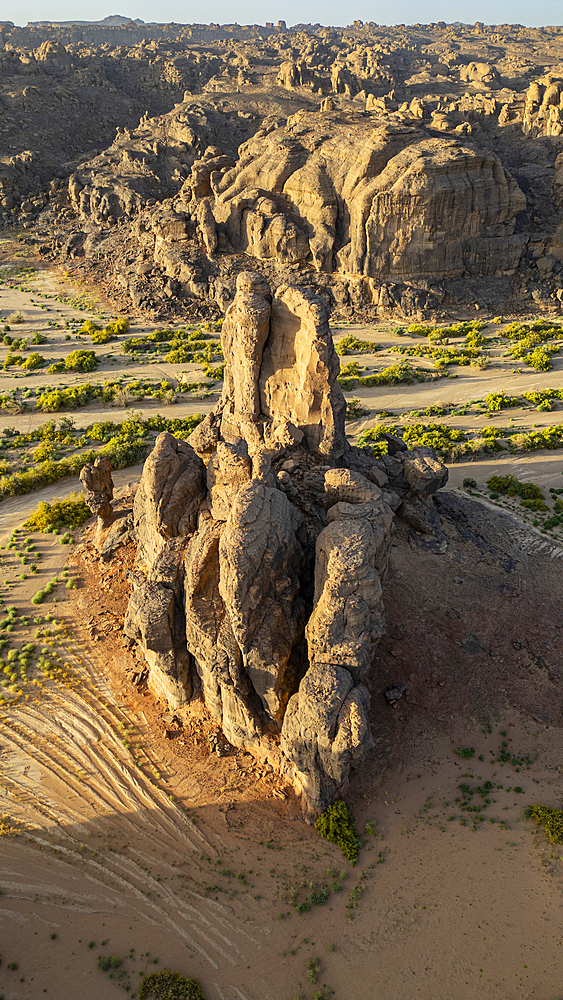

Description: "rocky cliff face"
123 272 447 815
180 111 526 280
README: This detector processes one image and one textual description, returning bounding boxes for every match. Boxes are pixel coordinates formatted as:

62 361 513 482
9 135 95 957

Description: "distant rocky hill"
2 19 563 318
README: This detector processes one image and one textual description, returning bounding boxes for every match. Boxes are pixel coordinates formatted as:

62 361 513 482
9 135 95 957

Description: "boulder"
402 446 449 498
124 580 190 706
133 432 206 575
218 479 307 720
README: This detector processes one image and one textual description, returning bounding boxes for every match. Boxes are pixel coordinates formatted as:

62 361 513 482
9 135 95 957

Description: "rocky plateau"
3 18 563 318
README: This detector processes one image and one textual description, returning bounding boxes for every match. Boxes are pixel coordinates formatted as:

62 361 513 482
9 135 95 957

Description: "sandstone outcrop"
123 273 448 814
6 19 563 318
80 455 114 526
194 272 347 460
180 110 526 281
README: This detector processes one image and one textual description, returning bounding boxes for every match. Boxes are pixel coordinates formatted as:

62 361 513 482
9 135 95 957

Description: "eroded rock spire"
123 272 447 815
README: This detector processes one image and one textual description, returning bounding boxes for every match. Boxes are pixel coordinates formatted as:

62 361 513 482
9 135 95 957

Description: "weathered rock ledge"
121 272 447 815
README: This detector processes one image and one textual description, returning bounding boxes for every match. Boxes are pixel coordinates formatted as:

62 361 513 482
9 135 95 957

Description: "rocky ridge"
119 271 447 815
4 20 563 317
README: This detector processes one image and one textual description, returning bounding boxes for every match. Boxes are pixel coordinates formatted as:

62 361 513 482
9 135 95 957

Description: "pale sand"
2 619 563 1000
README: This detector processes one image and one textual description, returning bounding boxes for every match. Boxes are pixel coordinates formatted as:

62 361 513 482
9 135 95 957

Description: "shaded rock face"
124 274 448 815
124 434 206 705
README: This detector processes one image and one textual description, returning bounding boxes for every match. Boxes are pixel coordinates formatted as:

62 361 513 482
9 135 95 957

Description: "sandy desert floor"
1 245 563 1000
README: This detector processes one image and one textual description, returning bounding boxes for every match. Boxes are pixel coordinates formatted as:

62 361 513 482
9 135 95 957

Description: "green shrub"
97 955 122 972
203 362 225 379
0 414 203 499
105 318 130 335
484 392 519 411
35 379 179 412
32 441 59 462
522 389 563 405
486 474 548 510
520 498 548 511
64 350 98 373
527 805 563 844
525 348 553 372
340 361 363 378
345 396 369 419
338 362 426 391
23 494 91 533
406 323 435 336
22 352 45 370
315 800 361 864
402 422 466 453
91 328 112 344
79 320 100 336
3 353 24 369
139 969 206 999
335 335 377 356
85 317 128 343
390 340 484 368
462 477 477 489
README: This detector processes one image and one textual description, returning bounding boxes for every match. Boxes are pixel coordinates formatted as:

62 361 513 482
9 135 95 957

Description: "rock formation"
123 272 447 815
80 455 114 526
180 113 525 280
5 19 563 317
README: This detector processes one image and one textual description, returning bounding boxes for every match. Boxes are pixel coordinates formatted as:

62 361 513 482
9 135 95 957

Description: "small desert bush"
315 800 361 864
63 349 98 372
527 805 563 844
89 318 129 343
486 474 547 510
91 327 112 344
79 320 101 336
335 335 377 356
338 361 426 391
345 396 369 419
22 352 45 370
23 494 91 533
139 969 206 999
97 955 122 971
484 393 521 412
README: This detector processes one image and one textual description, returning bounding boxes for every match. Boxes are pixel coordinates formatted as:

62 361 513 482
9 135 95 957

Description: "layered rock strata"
124 273 447 814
